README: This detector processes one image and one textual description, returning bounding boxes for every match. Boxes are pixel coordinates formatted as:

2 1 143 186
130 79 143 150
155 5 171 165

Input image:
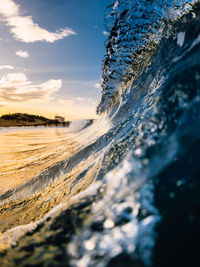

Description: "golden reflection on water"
0 118 110 234
0 127 80 196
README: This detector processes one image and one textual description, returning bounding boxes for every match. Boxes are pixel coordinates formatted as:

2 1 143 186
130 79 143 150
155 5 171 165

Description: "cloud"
0 0 19 17
16 50 29 58
102 31 109 36
0 65 14 70
94 83 101 89
0 0 76 43
0 72 62 103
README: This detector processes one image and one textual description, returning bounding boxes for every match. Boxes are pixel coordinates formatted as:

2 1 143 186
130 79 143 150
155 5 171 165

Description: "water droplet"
176 180 182 187
85 239 95 251
104 219 115 229
135 148 142 156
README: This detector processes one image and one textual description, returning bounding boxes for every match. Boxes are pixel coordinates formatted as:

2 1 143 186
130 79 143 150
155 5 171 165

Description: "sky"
0 0 110 120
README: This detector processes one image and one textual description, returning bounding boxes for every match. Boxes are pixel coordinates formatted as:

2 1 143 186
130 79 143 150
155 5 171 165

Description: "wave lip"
97 0 198 114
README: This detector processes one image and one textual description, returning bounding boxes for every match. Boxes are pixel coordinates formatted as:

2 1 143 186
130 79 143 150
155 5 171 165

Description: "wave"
1 1 200 266
97 0 198 114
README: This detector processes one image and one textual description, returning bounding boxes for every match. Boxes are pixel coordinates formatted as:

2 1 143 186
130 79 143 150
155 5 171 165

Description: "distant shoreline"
0 113 94 128
0 113 70 128
0 120 71 128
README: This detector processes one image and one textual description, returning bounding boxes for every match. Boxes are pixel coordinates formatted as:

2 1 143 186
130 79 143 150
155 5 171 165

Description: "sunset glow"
0 0 107 119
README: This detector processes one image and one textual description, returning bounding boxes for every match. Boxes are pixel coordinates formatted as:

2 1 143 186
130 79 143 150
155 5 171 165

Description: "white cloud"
0 72 62 103
0 0 19 17
94 83 101 89
102 31 109 36
0 65 14 70
16 50 29 58
0 0 76 43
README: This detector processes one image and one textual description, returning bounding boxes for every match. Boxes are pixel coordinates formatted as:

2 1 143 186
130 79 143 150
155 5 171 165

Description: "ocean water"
0 127 78 196
1 1 200 266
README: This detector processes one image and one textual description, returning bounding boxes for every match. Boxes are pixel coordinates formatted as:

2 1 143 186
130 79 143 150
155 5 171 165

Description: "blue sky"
0 0 109 119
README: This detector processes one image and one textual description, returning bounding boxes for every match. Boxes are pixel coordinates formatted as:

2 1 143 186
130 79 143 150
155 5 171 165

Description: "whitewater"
1 0 200 266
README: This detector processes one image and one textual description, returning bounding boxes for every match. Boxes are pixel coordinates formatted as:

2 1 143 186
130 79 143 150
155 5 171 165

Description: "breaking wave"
1 1 200 266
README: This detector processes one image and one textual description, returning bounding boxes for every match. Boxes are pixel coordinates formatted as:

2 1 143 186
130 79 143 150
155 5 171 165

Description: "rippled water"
0 127 79 195
0 119 111 232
